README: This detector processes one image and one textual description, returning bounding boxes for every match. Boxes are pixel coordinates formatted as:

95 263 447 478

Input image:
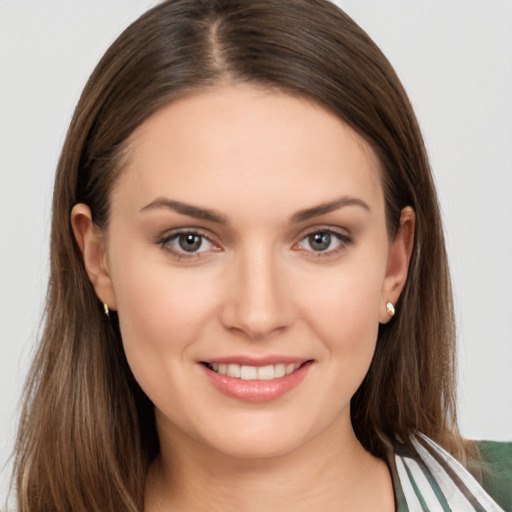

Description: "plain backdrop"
1 0 511 504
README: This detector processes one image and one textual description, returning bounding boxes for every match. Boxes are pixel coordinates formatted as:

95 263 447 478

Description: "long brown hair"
14 1 468 510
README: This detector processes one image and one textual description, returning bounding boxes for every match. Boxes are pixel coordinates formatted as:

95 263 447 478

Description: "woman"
12 0 510 510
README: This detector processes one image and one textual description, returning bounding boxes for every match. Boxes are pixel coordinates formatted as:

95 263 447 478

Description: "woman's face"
75 85 412 459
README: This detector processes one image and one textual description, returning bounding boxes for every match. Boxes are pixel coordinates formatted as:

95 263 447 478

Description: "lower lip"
200 362 313 402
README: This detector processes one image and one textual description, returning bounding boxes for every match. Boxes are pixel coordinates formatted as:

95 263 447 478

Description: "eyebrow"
140 195 370 225
290 196 370 223
140 198 227 224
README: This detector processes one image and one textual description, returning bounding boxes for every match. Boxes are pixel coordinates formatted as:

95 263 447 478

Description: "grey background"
1 0 511 504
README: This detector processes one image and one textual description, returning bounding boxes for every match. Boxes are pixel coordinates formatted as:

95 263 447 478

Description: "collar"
387 433 503 511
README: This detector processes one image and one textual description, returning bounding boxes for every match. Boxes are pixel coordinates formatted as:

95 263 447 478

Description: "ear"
379 207 415 323
71 204 117 311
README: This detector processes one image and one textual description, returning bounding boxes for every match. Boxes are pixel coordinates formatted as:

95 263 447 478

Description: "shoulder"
471 440 512 512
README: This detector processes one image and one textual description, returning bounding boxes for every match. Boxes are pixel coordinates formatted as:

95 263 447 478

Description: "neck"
144 416 394 512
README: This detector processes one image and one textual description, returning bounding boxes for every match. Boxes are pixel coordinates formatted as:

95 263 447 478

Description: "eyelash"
294 228 352 258
156 227 352 261
157 229 219 260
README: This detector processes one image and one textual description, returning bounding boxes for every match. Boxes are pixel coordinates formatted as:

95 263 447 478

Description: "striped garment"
390 433 505 511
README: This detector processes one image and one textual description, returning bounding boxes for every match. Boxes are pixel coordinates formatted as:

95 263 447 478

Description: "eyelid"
293 226 353 256
155 225 352 260
295 225 352 242
157 228 221 259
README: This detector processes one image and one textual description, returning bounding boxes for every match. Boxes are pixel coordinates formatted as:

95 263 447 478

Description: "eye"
176 233 206 253
158 230 218 258
296 229 351 255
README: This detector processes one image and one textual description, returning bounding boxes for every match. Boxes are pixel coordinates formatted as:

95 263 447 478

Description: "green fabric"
391 438 512 511
472 441 512 512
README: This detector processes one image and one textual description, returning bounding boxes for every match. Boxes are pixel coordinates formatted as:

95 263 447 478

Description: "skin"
72 85 414 511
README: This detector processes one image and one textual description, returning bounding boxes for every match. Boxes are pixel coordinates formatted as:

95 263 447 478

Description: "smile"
205 362 302 380
200 360 313 402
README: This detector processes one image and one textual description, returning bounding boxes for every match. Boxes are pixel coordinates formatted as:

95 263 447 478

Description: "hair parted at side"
13 1 470 510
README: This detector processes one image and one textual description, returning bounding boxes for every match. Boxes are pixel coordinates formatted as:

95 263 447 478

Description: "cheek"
110 255 218 375
303 261 383 331
298 260 384 374
316 284 380 406
314 287 380 367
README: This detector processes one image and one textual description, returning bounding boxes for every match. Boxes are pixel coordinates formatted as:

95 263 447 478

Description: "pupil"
310 232 331 251
179 234 202 252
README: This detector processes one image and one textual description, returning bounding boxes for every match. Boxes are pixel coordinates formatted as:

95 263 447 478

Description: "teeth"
274 363 286 378
257 365 274 380
210 362 302 380
226 363 241 378
241 365 257 380
285 363 296 375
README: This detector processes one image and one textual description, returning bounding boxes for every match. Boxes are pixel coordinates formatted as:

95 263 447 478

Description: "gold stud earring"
103 303 110 318
386 301 395 318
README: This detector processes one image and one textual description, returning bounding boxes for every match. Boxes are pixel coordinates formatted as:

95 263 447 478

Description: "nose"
219 246 294 340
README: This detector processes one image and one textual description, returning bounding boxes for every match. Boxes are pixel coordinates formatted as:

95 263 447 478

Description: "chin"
191 410 335 462
207 432 305 461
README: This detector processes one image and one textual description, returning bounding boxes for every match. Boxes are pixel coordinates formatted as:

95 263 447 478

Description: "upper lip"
201 355 312 366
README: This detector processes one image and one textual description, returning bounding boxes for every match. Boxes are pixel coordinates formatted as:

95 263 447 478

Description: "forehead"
113 85 384 221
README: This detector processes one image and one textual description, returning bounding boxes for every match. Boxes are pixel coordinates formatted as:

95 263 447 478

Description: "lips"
200 358 313 402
